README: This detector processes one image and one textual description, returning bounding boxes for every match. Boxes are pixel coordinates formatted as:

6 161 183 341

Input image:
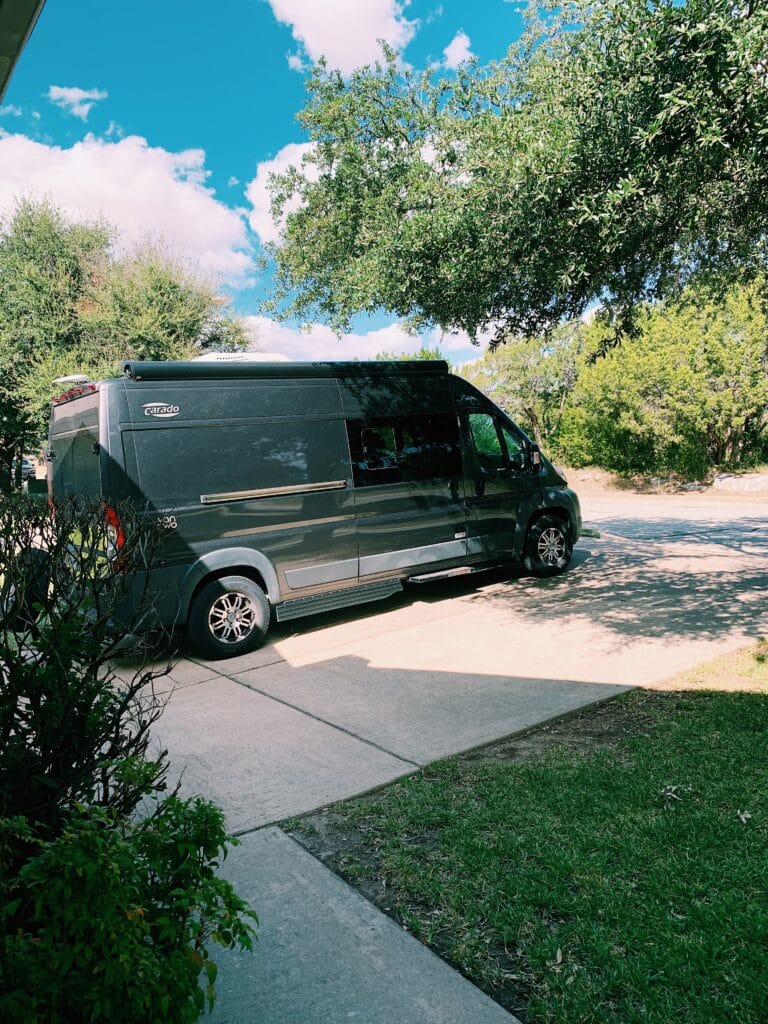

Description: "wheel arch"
516 491 578 554
178 548 279 624
523 504 574 542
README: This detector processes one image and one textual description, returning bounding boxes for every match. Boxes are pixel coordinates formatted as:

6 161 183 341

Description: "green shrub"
1 800 254 1024
0 496 256 1021
559 284 768 477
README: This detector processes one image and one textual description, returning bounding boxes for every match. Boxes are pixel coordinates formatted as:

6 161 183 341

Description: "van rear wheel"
523 514 573 577
188 575 270 659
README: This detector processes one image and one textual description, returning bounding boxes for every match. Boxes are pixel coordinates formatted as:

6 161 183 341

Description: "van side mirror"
525 446 542 472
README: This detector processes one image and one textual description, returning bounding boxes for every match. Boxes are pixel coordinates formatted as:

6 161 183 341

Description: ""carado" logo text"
142 403 180 419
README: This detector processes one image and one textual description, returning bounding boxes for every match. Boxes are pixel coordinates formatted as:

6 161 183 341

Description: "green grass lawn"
291 666 768 1023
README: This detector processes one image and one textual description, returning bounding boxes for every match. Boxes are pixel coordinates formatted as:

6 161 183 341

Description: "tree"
558 283 768 475
0 200 246 491
0 200 109 487
374 345 448 363
266 1 768 344
460 323 583 447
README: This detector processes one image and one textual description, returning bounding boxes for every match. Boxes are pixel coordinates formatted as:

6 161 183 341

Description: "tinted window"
501 423 526 471
468 413 504 472
348 414 461 487
52 430 100 497
127 420 348 503
468 414 527 474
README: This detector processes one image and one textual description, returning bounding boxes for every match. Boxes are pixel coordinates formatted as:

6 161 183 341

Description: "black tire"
523 514 573 577
0 547 51 629
187 575 270 659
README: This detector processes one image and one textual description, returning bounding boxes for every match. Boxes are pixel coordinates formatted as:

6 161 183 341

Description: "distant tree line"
460 283 768 478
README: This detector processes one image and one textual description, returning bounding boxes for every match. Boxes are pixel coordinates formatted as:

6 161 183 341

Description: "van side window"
360 426 398 471
348 415 461 487
501 424 526 471
468 414 526 474
468 413 505 473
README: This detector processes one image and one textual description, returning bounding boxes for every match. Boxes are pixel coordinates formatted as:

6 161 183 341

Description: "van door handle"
449 479 459 501
475 476 485 497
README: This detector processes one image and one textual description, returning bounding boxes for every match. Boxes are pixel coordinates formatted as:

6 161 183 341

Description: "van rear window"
51 430 100 497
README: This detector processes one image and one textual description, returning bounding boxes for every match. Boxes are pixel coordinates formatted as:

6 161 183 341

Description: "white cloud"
245 141 318 245
0 132 253 281
266 0 418 75
242 316 486 361
0 105 22 118
47 85 108 121
287 52 306 73
442 30 473 69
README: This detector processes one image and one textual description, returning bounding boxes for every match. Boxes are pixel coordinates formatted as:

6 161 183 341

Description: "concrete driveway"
140 490 768 834
127 489 768 1024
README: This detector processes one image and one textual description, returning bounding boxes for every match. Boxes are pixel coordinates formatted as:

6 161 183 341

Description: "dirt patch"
565 464 768 497
651 638 768 692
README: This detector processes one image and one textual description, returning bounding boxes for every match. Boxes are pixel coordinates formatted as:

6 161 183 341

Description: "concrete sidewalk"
210 828 519 1024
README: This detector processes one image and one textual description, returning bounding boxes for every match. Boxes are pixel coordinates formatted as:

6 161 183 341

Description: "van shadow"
155 652 632 832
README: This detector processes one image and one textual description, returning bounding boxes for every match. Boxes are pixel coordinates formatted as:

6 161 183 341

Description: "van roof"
122 360 449 381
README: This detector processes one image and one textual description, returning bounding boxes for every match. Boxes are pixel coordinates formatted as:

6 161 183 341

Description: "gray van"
48 360 580 658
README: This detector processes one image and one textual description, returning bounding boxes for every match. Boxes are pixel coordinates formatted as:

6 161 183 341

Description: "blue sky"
1 0 526 362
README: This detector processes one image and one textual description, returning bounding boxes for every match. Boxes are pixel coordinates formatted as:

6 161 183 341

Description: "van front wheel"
188 575 270 659
523 515 573 577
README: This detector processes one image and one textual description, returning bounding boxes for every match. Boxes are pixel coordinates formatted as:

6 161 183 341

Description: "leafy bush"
1 799 253 1024
0 496 256 1022
557 284 768 476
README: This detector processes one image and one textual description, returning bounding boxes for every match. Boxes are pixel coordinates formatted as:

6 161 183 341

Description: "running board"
276 578 403 622
408 563 509 584
408 565 483 584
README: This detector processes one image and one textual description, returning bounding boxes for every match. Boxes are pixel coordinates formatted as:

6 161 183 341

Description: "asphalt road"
133 490 768 834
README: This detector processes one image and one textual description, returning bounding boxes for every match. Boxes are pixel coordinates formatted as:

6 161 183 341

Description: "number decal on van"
143 403 180 418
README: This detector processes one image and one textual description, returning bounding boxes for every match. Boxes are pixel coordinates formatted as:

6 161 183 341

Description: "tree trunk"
0 449 13 495
525 407 544 448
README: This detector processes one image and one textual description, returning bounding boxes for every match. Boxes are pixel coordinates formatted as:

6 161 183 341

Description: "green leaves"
559 281 768 474
0 497 257 1022
266 1 768 346
1 802 256 1023
0 200 246 486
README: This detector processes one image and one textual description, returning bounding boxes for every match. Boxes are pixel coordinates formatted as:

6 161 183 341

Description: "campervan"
48 360 581 658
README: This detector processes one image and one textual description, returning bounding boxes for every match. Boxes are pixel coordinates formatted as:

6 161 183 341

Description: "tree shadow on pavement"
464 534 768 644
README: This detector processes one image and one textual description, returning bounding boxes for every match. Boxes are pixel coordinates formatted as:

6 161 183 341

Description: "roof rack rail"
122 359 449 381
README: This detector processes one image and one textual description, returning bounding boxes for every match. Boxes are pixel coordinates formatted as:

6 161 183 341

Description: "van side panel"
117 378 357 626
